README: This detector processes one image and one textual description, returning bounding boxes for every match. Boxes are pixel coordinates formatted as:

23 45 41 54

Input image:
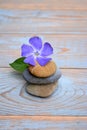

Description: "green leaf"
9 57 29 73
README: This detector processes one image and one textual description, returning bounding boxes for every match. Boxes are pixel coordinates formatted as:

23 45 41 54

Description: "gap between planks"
0 116 87 121
0 0 87 10
0 67 87 69
0 33 87 35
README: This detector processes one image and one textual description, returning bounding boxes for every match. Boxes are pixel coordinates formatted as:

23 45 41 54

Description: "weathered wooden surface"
0 34 87 68
0 9 87 34
0 116 87 130
0 0 87 10
0 68 87 115
0 0 87 129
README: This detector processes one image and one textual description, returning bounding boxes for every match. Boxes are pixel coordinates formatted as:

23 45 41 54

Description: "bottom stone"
25 81 58 97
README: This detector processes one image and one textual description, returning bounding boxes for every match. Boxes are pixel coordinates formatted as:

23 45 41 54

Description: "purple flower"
21 36 53 66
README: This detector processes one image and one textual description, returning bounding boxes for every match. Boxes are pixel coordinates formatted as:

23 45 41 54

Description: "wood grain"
0 9 87 34
0 68 87 115
0 0 87 128
0 0 87 10
0 116 87 130
0 34 87 68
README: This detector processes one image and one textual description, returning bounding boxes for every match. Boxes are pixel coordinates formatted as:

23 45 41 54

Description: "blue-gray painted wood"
0 34 87 68
0 68 87 116
0 116 87 130
0 9 87 34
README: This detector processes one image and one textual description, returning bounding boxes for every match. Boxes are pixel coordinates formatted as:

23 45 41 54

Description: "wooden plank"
0 0 87 10
0 9 87 19
0 9 87 34
0 68 87 115
0 116 87 130
0 34 87 68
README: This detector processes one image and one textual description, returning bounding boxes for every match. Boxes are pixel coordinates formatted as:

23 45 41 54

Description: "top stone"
28 61 57 78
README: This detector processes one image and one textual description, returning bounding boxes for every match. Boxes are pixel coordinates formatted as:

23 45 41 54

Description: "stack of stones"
23 61 61 97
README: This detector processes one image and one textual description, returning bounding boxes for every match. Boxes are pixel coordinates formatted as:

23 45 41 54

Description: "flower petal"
41 42 53 56
29 36 42 50
36 57 52 66
21 44 34 57
24 55 36 66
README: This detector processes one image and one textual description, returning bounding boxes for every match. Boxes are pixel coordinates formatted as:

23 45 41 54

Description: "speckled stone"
28 61 57 78
26 81 58 97
23 69 61 85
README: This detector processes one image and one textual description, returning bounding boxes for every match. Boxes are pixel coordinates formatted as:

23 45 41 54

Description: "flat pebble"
26 81 58 97
23 69 61 85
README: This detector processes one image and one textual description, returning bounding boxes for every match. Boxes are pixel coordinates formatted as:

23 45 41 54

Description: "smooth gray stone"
23 69 61 84
26 81 58 97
